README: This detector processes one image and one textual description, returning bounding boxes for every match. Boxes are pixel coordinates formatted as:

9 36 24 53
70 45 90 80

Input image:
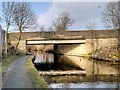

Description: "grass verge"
2 55 21 74
26 56 49 89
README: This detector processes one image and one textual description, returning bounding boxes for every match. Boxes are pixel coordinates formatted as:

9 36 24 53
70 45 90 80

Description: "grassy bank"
2 55 21 74
26 56 49 89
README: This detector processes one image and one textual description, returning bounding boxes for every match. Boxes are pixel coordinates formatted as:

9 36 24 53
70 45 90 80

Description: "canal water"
33 51 120 89
49 82 120 89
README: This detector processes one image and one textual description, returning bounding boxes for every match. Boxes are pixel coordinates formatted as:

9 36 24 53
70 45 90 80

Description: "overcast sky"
0 1 108 32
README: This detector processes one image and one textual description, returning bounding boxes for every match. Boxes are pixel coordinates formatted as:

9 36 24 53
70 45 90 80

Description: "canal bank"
26 56 49 88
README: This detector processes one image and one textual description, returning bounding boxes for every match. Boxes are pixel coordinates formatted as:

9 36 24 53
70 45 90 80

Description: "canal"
32 51 120 89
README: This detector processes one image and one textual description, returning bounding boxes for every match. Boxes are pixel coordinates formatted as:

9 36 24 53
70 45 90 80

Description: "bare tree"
104 2 120 29
86 22 96 30
39 26 46 38
86 22 96 76
2 2 15 56
53 12 73 35
103 3 120 84
86 22 97 52
12 2 36 53
103 2 120 59
86 22 100 77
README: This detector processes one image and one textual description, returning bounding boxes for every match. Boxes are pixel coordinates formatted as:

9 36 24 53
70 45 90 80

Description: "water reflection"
33 52 55 71
33 52 120 88
33 51 120 75
34 52 54 64
33 52 81 71
59 55 120 75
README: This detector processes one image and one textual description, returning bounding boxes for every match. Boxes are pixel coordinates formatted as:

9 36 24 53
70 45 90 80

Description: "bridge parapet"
8 30 116 41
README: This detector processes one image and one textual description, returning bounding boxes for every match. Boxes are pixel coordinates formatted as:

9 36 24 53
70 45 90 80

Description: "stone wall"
56 38 117 55
86 38 117 53
57 44 87 55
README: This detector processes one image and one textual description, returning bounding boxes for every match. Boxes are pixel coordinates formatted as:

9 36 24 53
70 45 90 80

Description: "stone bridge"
8 30 117 55
26 39 86 55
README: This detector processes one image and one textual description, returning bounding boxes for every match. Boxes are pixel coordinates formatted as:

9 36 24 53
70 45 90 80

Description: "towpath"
2 56 32 88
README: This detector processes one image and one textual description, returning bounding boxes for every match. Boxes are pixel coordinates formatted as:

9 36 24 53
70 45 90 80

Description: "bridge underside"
26 39 85 45
26 39 87 56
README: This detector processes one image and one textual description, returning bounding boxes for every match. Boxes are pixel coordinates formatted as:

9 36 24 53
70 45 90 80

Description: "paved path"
2 56 32 88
